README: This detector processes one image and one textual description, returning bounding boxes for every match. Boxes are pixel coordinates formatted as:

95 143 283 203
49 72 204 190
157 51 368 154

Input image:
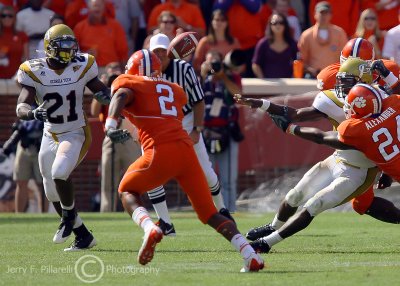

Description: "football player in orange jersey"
279 83 400 184
105 49 264 272
316 37 400 221
317 38 400 92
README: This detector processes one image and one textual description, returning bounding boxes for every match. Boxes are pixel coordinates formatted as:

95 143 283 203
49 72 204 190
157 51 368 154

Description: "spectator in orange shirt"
310 0 360 37
43 0 69 17
65 0 114 29
193 9 240 74
362 0 399 31
298 1 347 78
354 9 387 59
0 5 28 79
143 11 183 49
74 0 127 72
147 0 206 37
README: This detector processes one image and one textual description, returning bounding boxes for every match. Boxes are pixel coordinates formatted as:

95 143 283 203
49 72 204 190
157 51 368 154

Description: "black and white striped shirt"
162 59 204 115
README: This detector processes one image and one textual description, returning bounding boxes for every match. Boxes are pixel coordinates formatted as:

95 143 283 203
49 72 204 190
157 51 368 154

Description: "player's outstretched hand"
30 102 48 121
94 90 111 105
233 94 262 109
269 113 291 132
371 60 390 78
106 128 132 143
377 173 393 189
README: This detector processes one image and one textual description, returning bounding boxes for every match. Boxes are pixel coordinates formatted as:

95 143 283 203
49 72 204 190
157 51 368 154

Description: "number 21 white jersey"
17 53 98 133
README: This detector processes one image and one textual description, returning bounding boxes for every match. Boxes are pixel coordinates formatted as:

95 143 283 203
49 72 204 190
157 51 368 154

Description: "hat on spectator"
315 1 331 13
150 33 170 51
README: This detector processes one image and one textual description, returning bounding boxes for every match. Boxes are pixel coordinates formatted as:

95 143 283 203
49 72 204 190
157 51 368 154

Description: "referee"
146 33 234 235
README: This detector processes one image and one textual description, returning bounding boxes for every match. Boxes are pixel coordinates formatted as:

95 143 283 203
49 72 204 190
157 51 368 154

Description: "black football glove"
94 89 111 105
371 60 390 78
269 114 291 132
377 173 393 189
28 102 48 121
106 128 131 143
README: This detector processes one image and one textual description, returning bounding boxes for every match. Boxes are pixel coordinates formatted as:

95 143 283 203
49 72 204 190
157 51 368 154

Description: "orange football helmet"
125 49 162 77
344 83 383 119
340 38 375 64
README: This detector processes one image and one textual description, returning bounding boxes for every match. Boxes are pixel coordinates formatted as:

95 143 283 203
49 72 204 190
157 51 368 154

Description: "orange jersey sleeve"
338 95 400 182
317 62 340 90
111 74 191 150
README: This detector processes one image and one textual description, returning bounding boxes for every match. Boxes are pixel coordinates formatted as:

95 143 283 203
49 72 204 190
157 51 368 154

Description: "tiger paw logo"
353 97 366 108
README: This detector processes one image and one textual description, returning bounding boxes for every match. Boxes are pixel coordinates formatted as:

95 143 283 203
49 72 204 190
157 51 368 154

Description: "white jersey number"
43 91 78 124
372 115 400 161
156 84 177 116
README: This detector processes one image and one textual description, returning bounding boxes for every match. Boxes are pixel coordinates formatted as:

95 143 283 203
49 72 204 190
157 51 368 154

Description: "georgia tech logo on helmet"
358 63 370 77
353 97 366 108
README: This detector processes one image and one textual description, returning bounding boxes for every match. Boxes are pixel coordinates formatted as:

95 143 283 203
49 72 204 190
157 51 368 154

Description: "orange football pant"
352 187 374 215
118 140 218 223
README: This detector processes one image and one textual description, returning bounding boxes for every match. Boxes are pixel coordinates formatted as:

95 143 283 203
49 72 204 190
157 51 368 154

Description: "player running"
105 49 264 272
16 24 111 251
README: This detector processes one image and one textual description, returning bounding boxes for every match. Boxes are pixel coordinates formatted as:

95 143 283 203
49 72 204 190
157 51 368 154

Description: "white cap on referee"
149 33 170 51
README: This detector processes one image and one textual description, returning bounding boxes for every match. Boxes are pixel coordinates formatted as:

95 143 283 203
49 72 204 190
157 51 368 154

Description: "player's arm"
86 77 111 105
288 125 355 150
105 87 133 143
16 85 47 121
234 94 325 122
371 60 400 94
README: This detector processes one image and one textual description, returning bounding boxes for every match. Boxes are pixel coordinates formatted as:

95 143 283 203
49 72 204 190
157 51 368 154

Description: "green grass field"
0 212 399 286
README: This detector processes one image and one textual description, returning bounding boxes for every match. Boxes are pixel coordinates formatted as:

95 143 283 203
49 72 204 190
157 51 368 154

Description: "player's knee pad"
304 196 324 217
51 164 71 181
285 187 305 207
43 178 60 202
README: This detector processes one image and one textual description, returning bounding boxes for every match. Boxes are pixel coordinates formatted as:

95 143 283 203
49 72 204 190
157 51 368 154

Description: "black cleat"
246 223 276 241
219 208 236 224
155 219 176 237
64 233 97 252
250 239 271 253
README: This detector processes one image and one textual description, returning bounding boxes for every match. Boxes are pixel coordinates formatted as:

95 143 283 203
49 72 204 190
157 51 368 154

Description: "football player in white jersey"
16 24 111 251
234 58 398 253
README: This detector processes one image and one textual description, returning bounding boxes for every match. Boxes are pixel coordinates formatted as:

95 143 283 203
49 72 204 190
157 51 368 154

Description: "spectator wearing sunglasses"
0 5 28 79
143 11 182 49
193 9 240 74
354 9 386 59
252 13 297 78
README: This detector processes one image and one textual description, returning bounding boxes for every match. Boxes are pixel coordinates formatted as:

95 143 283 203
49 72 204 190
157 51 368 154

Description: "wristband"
258 99 271 111
105 117 118 130
286 124 298 135
383 72 399 88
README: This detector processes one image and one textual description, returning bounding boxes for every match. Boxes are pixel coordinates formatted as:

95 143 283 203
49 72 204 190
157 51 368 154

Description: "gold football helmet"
335 58 373 98
44 24 78 64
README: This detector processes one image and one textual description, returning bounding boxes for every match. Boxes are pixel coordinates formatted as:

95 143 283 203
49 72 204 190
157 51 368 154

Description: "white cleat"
53 220 74 244
137 226 163 265
64 234 97 252
240 253 265 273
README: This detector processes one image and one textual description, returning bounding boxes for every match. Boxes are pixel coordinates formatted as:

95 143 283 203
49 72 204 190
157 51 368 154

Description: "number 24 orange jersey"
338 95 400 182
111 74 192 150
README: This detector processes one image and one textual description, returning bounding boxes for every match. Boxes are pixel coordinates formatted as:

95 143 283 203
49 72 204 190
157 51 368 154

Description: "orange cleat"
137 226 163 265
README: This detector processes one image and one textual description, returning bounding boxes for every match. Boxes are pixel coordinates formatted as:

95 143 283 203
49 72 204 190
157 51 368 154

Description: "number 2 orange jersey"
111 74 192 150
338 95 400 182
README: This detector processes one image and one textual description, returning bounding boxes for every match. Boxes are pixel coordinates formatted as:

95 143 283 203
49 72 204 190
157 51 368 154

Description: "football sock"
147 187 172 224
271 214 285 229
264 231 283 247
210 181 226 210
61 201 74 210
73 224 91 238
132 207 155 233
231 234 255 259
73 214 83 229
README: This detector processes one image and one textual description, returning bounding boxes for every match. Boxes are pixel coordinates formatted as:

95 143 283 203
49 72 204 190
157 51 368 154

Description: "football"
167 32 198 59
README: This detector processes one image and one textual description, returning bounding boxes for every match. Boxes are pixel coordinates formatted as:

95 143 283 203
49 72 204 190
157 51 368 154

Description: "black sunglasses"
364 17 376 21
271 21 285 26
161 20 176 24
1 14 14 19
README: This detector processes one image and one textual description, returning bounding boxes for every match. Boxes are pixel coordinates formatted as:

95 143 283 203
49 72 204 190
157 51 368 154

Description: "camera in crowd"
208 49 246 75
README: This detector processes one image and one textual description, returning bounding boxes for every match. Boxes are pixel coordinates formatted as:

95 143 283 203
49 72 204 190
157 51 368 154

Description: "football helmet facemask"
344 83 383 119
340 37 375 64
44 24 78 64
335 58 373 98
125 49 161 77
